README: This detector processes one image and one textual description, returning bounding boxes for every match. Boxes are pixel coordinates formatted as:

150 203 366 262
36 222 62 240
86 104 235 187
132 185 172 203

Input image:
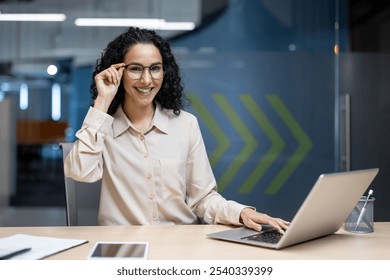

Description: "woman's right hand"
93 63 125 112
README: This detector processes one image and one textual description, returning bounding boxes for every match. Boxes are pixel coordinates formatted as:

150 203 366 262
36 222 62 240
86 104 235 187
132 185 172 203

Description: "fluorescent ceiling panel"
0 13 66 22
74 18 195 30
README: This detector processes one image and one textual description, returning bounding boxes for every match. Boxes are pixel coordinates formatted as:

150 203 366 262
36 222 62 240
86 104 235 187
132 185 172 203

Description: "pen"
0 247 31 260
355 189 374 230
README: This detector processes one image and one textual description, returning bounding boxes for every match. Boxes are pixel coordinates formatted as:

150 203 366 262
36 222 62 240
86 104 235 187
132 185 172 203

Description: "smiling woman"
64 26 289 232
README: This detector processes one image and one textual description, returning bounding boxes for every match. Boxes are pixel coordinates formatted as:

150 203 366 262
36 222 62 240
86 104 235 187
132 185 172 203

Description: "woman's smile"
135 87 154 94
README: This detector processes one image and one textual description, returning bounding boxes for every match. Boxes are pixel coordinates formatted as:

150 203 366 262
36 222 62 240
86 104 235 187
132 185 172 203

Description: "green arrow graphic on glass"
188 94 230 167
264 94 312 195
188 93 312 195
239 94 285 194
213 94 258 192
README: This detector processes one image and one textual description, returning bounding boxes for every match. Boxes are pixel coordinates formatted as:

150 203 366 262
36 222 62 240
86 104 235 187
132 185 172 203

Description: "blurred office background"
0 0 389 226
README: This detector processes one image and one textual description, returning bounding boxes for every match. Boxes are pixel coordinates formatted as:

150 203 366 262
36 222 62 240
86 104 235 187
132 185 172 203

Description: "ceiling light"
160 22 196 30
0 13 66 22
47 65 58 76
74 18 163 27
74 18 195 30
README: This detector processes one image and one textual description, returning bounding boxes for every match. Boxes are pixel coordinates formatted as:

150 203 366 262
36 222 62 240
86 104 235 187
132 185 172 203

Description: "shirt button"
144 153 149 158
139 135 145 141
147 173 152 180
152 213 158 220
97 118 103 124
149 194 155 200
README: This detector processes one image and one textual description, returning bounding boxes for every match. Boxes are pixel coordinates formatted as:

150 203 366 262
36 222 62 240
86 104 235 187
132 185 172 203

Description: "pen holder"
344 196 375 233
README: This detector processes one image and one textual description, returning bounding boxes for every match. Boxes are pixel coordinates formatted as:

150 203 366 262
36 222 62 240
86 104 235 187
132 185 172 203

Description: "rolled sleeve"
76 107 114 147
64 107 114 182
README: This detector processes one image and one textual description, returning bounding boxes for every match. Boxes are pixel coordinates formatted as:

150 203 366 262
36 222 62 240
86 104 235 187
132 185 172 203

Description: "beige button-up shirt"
64 105 249 226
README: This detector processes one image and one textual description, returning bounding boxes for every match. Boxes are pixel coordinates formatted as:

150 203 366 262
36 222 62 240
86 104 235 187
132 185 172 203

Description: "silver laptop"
207 168 379 249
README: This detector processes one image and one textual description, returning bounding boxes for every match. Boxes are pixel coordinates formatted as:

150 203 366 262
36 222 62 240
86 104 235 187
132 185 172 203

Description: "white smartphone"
87 241 149 260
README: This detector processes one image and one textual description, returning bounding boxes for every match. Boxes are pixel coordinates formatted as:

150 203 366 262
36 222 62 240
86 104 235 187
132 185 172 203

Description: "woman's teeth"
137 88 152 93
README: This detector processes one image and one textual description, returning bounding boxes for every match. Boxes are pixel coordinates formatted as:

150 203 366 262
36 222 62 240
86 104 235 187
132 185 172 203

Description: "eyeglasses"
124 63 164 80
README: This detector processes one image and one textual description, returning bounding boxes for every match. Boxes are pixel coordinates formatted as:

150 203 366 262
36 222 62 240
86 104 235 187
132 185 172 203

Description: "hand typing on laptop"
240 208 290 234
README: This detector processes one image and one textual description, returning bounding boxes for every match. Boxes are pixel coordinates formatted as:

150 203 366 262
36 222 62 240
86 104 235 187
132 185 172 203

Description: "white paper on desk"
0 234 88 260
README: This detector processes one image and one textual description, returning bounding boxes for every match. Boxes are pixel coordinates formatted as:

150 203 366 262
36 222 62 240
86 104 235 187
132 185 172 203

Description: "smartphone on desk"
87 241 149 260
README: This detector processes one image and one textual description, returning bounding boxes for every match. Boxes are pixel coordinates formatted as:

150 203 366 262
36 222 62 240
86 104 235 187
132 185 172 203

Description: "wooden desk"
0 223 389 260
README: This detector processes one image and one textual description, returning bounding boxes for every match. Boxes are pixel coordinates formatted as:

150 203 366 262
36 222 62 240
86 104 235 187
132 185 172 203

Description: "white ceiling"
0 0 202 69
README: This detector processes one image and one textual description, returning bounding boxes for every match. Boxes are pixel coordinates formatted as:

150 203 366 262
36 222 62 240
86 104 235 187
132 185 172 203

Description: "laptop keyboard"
241 229 283 244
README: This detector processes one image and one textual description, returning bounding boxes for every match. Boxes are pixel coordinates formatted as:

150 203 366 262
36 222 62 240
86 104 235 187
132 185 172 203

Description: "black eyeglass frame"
123 63 164 80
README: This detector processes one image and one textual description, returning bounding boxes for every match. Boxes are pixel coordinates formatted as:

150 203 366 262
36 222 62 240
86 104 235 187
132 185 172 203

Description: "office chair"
60 142 101 226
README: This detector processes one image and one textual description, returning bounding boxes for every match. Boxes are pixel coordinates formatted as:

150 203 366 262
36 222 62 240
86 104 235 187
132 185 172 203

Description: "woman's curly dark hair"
90 27 187 116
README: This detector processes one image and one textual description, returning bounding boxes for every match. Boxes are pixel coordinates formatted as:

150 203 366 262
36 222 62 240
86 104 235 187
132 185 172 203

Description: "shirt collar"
112 104 169 138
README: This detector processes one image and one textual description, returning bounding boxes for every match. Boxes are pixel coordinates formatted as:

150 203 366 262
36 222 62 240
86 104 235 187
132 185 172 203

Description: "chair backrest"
60 142 101 226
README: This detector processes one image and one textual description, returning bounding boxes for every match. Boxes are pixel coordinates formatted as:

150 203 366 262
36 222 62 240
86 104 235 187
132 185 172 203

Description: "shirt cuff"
82 106 114 135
